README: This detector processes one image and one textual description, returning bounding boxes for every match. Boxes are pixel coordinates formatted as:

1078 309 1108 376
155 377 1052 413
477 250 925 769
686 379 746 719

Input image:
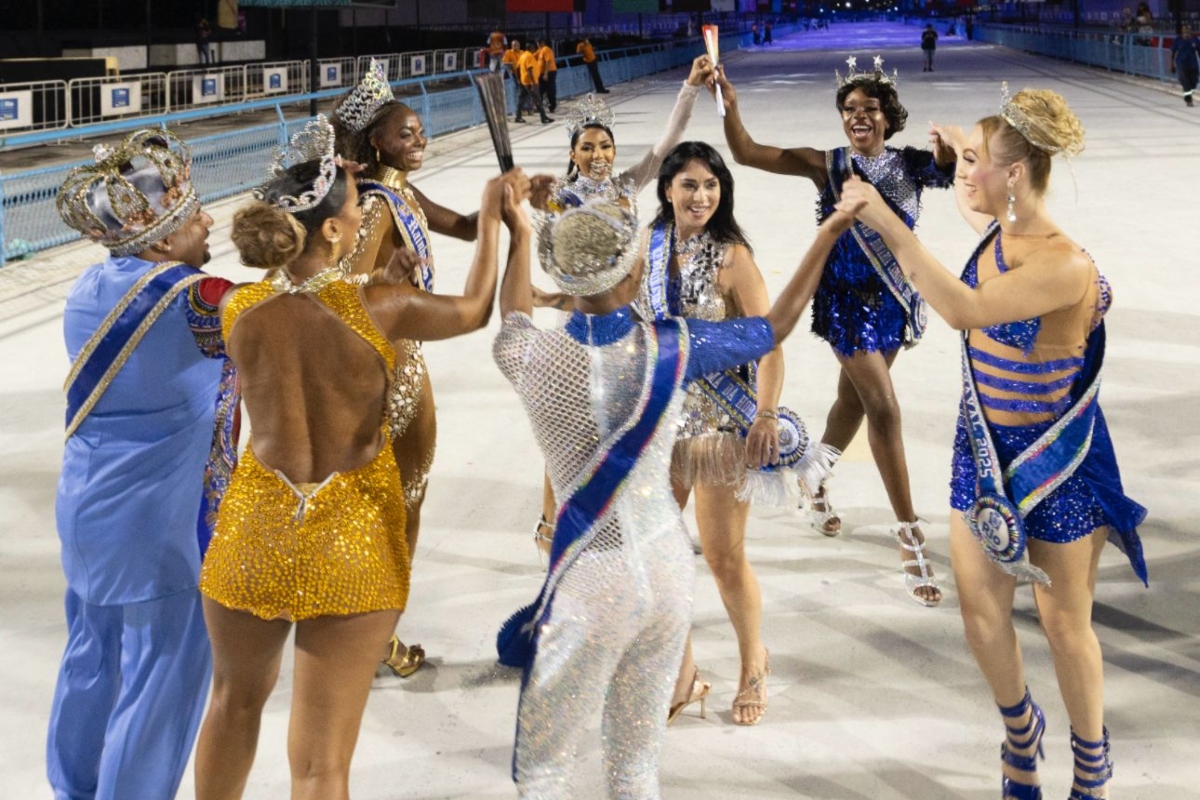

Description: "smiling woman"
332 60 483 681
713 59 955 608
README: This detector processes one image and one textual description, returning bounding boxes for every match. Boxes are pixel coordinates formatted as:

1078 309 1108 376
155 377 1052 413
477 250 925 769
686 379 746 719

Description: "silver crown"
565 93 616 140
536 200 641 298
256 114 340 213
57 128 198 256
999 82 1083 157
835 55 899 89
335 58 394 132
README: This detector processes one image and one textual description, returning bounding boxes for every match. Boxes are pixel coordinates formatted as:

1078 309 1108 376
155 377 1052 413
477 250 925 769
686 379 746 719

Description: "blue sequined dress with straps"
949 225 1147 583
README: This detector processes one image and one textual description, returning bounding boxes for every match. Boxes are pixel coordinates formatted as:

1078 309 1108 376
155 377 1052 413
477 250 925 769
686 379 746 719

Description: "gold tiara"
835 55 898 89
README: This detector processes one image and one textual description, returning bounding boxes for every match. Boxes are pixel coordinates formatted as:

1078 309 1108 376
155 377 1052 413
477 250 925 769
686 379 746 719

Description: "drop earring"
1005 183 1017 223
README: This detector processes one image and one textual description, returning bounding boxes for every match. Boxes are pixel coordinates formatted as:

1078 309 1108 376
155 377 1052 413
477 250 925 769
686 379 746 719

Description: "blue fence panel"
0 28 795 266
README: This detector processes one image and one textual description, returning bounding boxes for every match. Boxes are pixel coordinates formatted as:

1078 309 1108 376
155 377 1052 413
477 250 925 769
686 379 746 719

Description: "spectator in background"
577 36 609 94
764 21 773 45
503 39 522 80
536 38 558 113
921 24 938 71
1171 24 1199 106
752 23 761 45
196 16 213 65
488 29 507 72
966 15 975 41
517 43 552 124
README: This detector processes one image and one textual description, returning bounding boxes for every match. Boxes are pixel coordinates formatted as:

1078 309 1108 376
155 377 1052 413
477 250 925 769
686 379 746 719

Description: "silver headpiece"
999 82 1083 157
335 58 394 132
835 55 899 89
565 93 616 140
536 200 641 298
57 129 199 256
256 114 340 214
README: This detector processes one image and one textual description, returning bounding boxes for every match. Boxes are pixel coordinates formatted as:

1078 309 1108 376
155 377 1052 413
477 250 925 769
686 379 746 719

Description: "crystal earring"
1005 187 1017 223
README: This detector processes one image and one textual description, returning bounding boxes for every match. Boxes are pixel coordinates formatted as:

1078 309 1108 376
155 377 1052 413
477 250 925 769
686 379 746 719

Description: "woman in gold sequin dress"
333 62 481 676
195 121 525 799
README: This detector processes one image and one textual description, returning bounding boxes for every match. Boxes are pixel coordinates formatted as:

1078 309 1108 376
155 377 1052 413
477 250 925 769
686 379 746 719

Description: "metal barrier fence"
1 25 788 266
0 80 69 134
977 24 1185 84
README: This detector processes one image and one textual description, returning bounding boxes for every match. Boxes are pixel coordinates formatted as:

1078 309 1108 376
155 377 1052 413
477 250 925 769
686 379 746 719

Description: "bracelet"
755 409 779 421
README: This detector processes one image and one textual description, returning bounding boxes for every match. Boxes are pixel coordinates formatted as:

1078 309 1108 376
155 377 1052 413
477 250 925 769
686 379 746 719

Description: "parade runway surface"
2 22 1197 800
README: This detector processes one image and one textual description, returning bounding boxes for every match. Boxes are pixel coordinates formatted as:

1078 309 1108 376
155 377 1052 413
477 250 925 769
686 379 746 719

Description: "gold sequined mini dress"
199 280 410 621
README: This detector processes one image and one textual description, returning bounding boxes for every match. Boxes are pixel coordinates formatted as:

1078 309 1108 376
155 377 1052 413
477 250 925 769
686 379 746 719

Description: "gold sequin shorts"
200 444 410 621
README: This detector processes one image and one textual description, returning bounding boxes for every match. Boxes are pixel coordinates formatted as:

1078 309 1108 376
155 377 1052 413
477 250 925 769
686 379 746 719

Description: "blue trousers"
46 588 211 800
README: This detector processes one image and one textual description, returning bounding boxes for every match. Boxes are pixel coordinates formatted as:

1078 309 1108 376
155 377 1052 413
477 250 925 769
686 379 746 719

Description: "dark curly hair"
835 78 908 140
331 98 408 174
653 141 751 252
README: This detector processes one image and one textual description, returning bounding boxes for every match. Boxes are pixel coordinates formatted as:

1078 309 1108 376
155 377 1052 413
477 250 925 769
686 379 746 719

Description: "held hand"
529 174 557 211
686 54 715 87
708 65 737 110
501 184 531 233
822 208 856 236
928 121 965 163
379 246 423 285
334 156 367 175
745 416 781 469
834 175 892 231
480 168 530 221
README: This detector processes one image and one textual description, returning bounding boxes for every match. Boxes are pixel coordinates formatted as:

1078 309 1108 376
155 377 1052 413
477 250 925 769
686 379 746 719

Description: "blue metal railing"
977 24 1182 85
0 26 788 267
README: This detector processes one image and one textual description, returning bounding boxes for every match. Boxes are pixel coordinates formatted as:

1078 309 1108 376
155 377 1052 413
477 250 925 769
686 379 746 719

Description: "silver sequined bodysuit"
494 307 773 799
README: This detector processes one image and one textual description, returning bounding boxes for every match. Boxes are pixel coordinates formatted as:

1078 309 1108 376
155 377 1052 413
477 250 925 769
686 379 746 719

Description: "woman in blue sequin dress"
714 62 956 606
837 88 1146 800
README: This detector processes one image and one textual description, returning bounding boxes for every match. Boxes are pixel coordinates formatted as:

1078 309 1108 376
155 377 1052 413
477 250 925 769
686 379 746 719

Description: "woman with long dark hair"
194 116 528 799
837 87 1146 800
714 60 956 607
637 141 806 726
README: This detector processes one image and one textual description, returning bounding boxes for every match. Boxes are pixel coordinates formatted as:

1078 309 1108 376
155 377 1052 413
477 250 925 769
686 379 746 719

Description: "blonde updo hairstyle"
232 159 349 270
978 88 1085 195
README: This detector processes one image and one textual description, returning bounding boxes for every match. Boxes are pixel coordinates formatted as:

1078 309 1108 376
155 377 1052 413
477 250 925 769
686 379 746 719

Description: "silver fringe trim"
795 442 842 501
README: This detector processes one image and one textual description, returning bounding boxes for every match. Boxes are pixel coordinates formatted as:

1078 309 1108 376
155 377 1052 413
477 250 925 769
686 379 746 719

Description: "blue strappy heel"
998 688 1046 800
1068 727 1112 800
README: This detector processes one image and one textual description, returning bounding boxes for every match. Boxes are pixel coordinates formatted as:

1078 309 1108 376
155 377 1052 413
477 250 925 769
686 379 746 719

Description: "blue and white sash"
360 181 434 293
961 325 1105 585
643 221 808 475
63 261 206 440
826 148 927 348
496 318 686 670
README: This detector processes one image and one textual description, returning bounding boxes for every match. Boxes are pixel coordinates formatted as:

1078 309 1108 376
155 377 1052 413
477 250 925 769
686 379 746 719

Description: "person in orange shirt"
535 38 558 113
516 43 552 124
576 36 609 93
488 29 506 72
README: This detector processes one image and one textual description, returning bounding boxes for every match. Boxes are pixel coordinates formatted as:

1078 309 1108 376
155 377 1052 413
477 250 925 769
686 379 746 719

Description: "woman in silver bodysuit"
495 192 851 798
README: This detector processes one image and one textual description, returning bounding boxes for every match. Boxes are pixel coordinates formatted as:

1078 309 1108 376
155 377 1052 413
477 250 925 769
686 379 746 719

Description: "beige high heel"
667 667 711 726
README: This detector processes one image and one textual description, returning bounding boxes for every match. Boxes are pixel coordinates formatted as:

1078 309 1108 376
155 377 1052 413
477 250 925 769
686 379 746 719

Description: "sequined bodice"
962 226 1110 425
552 172 637 210
845 148 922 220
669 232 730 322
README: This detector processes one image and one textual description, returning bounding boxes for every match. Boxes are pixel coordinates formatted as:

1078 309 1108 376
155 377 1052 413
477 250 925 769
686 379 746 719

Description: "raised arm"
765 211 852 342
366 170 528 342
836 176 1091 330
621 55 711 191
714 66 825 184
410 184 479 242
498 186 534 318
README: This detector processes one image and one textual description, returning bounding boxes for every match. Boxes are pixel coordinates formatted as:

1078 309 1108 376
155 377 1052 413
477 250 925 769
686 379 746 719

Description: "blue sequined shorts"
811 278 908 357
950 414 1109 544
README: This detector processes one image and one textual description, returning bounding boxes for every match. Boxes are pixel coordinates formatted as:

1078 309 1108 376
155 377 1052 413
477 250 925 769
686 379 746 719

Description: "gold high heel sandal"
380 635 426 678
667 667 711 726
732 649 770 726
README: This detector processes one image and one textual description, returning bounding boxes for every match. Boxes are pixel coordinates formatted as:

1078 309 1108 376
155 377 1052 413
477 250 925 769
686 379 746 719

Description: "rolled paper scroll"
702 25 724 118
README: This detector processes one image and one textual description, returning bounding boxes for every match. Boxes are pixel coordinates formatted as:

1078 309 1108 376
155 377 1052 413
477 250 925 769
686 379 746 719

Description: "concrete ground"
2 22 1196 800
